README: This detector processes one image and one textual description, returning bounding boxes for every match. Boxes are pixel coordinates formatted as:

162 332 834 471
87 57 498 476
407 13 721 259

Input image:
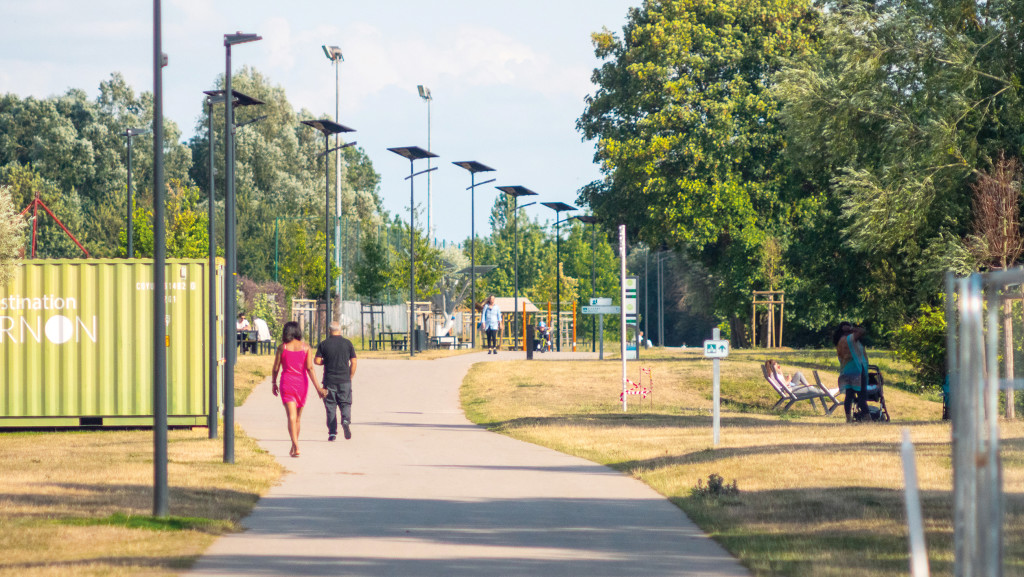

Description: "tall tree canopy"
578 0 819 331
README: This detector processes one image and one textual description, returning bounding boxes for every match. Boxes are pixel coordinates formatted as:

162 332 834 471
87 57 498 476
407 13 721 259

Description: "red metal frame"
18 192 91 258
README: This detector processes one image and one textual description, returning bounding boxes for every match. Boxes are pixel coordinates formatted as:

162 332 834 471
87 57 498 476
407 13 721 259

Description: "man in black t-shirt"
314 321 358 441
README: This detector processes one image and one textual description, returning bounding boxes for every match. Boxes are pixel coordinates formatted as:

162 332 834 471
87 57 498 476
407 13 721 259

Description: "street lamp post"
574 215 598 352
222 31 261 464
323 45 345 304
152 0 168 518
542 202 577 352
122 127 151 259
453 161 495 350
497 186 538 348
201 88 263 441
417 86 432 239
388 146 438 357
301 119 357 342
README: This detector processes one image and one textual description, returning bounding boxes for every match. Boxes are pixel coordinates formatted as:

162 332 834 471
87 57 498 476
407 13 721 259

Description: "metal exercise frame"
945 268 1024 577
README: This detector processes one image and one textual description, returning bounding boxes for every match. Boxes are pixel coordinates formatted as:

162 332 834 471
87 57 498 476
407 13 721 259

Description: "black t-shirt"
315 336 357 385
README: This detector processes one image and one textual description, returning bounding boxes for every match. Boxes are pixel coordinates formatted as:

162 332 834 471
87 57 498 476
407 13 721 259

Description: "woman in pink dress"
271 321 325 457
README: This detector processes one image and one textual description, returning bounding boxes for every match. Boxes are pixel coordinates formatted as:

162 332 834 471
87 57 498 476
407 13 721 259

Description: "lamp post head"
542 201 577 214
225 32 262 46
453 161 495 174
203 89 265 107
496 185 538 199
574 215 598 225
322 45 344 62
388 146 437 161
124 127 152 138
417 85 432 101
300 119 356 136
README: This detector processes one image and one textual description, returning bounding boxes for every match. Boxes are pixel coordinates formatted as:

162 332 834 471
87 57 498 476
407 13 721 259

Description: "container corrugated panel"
0 259 222 426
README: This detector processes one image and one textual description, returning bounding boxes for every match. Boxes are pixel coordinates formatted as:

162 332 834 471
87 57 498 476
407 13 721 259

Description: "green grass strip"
57 512 234 533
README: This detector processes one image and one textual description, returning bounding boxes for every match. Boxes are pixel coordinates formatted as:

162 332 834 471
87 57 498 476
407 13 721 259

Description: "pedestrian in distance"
315 321 358 441
271 321 326 458
480 295 502 355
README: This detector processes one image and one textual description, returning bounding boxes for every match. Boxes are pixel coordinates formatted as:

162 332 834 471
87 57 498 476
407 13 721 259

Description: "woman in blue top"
834 321 870 421
480 295 503 355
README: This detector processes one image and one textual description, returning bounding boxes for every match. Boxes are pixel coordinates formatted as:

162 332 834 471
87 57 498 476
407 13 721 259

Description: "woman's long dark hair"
282 321 303 344
832 322 852 346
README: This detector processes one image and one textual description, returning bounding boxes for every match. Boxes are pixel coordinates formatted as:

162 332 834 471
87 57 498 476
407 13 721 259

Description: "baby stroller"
851 365 890 422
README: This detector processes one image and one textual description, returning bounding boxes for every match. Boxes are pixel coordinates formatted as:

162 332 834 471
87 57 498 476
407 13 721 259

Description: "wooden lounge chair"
811 370 842 415
762 361 829 412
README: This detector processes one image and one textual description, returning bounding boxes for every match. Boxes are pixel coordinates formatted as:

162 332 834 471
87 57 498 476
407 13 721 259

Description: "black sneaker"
342 420 352 440
328 434 337 442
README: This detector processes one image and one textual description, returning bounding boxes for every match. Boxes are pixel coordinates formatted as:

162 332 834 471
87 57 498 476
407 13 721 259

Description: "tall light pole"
222 31 261 465
152 0 170 517
201 88 263 441
497 186 538 347
301 119 356 341
453 161 496 350
542 202 576 352
388 146 438 357
122 127 150 259
574 215 598 352
323 45 345 304
417 85 432 240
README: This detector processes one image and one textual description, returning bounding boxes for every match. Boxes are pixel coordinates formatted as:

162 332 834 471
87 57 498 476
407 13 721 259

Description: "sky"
0 0 637 244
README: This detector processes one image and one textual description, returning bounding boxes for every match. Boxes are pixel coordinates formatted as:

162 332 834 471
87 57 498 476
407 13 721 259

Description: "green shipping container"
0 259 224 427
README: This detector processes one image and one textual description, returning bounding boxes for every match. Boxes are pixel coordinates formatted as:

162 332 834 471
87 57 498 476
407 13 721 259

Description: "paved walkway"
186 351 749 577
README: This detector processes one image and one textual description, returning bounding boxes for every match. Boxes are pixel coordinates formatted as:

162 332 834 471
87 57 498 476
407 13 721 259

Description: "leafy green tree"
0 185 26 286
0 73 192 258
188 67 384 284
774 0 1024 332
475 194 552 301
354 228 390 302
123 179 209 259
386 221 443 301
577 0 820 334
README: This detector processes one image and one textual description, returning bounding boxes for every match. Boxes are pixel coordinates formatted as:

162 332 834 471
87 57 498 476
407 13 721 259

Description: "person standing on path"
271 321 326 458
315 321 358 441
480 295 502 355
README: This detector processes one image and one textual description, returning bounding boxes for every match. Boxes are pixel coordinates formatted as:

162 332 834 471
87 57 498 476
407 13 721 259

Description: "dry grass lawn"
0 365 283 577
462 347 1024 577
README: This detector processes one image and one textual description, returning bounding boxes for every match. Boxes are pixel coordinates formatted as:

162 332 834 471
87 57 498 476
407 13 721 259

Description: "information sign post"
582 301 619 361
704 329 729 446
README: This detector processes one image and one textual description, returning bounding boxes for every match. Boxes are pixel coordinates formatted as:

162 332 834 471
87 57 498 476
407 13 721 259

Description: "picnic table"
376 331 408 351
237 330 258 354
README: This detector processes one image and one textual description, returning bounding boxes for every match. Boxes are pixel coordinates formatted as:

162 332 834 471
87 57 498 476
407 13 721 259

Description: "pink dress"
278 347 310 407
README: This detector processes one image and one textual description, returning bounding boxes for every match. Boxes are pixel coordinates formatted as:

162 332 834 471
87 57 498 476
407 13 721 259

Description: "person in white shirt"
236 314 251 331
480 295 502 355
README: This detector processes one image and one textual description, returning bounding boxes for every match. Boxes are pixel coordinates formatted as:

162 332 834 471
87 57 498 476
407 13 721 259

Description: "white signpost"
704 329 728 446
619 225 628 411
590 297 612 306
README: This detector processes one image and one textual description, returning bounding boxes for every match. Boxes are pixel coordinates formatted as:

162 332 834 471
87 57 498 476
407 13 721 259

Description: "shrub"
692 473 740 498
891 301 947 392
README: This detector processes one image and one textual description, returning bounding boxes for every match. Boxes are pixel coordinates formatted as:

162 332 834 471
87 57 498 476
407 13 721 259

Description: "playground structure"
19 192 91 258
751 290 784 348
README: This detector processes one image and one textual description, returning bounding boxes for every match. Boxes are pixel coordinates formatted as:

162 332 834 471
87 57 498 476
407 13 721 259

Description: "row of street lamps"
144 18 601 515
